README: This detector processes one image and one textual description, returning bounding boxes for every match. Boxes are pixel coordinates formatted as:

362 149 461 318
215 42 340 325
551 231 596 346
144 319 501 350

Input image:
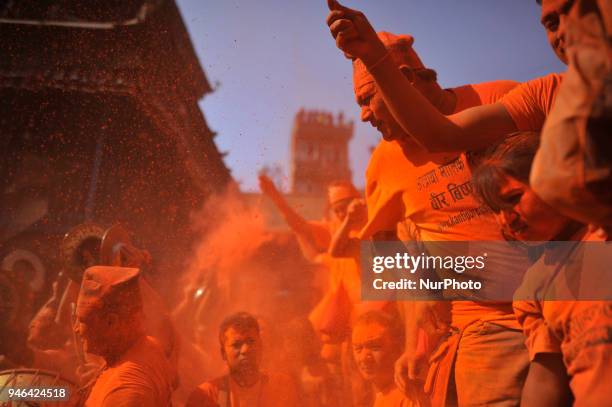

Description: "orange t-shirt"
361 80 519 241
513 229 611 406
500 73 564 132
361 80 531 305
85 336 176 407
453 80 520 112
362 145 499 242
186 372 298 407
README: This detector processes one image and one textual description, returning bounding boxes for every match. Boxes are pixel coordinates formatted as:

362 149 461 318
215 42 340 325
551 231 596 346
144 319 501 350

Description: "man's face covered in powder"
353 71 418 151
74 307 111 356
352 33 440 154
222 327 262 377
351 322 398 383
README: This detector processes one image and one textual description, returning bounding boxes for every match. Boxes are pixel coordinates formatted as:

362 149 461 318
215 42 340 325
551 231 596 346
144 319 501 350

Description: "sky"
175 0 565 192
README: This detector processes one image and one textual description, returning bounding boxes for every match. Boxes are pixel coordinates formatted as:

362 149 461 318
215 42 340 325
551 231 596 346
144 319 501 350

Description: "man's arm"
326 0 518 152
367 58 517 152
395 301 438 396
259 174 326 261
328 217 359 258
521 353 573 407
259 175 313 237
28 277 69 348
512 300 570 406
328 198 365 258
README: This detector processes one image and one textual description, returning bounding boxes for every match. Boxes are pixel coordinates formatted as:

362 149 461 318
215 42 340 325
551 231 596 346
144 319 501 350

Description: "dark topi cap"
353 31 426 93
77 266 142 315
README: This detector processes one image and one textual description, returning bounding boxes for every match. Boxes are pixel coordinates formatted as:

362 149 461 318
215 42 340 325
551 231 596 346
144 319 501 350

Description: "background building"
290 109 354 195
0 0 231 302
243 108 356 230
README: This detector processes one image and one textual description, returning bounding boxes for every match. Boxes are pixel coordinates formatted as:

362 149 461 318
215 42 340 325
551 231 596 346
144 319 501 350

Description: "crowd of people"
1 0 610 406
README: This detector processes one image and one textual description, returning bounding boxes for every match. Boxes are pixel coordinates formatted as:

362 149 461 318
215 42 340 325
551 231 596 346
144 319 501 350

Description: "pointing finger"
327 0 357 14
327 0 346 12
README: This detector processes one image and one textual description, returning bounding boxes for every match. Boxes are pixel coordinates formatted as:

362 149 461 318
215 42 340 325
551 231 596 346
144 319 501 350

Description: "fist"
326 0 387 64
346 198 367 225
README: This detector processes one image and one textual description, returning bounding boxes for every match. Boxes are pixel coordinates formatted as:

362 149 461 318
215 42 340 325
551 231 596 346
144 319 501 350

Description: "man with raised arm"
259 175 366 309
324 22 532 407
326 0 571 154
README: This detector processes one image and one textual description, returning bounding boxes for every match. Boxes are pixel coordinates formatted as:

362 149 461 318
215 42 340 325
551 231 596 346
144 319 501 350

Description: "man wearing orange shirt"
328 28 532 406
326 0 587 404
75 266 176 407
259 175 366 321
186 312 298 407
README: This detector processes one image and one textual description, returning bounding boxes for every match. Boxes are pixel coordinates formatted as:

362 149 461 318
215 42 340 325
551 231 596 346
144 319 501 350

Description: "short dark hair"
353 310 404 345
471 132 540 213
218 311 260 345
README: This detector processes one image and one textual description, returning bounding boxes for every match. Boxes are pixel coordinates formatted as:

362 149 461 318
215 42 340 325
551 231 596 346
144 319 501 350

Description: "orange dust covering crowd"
0 0 610 406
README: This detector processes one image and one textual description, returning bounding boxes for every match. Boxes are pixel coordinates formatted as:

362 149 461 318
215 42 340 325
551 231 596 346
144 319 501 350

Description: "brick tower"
290 108 354 195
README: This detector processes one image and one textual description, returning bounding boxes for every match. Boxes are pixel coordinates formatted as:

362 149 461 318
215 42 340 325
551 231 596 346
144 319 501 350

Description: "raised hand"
258 174 281 199
346 198 367 226
326 0 386 65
